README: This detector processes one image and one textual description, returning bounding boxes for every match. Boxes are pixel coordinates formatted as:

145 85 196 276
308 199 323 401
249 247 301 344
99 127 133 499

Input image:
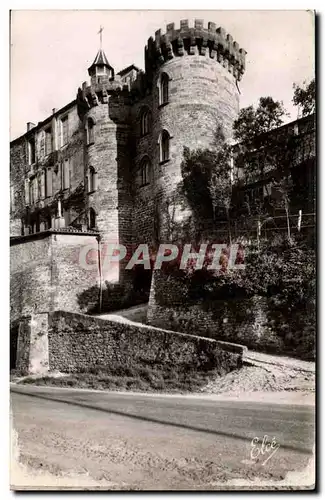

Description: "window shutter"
45 128 52 155
66 115 69 143
61 116 69 146
34 177 39 201
40 131 45 157
58 119 62 147
24 179 30 205
46 169 53 197
63 159 70 189
29 182 33 205
40 171 45 199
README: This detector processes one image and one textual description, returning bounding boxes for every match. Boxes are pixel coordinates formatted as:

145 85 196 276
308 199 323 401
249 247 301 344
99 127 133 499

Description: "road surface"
11 385 315 490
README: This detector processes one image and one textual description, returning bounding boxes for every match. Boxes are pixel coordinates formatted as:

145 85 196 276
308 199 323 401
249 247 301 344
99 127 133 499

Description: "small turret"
88 48 115 85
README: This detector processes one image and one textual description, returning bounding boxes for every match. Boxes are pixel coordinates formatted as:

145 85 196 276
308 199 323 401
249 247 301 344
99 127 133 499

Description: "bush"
155 236 316 359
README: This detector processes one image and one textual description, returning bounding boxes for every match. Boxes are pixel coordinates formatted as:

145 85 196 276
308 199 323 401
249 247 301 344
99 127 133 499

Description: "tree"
180 146 215 221
232 97 297 240
250 238 316 359
180 123 233 243
233 97 288 142
209 125 233 243
293 79 315 117
233 97 289 185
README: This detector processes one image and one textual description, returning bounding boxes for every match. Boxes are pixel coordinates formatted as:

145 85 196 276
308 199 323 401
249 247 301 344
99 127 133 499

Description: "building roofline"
117 64 141 76
274 112 315 133
88 48 113 72
10 227 99 245
10 99 77 145
232 112 315 148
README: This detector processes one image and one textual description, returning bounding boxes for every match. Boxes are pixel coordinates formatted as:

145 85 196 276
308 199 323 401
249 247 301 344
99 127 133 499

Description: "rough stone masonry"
10 19 250 373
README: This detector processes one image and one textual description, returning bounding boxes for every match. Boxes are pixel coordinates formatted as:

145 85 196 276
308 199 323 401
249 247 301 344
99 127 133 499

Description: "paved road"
11 385 315 490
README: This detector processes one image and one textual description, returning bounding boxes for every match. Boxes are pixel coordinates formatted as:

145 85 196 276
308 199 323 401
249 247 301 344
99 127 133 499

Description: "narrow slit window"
87 118 95 145
160 73 169 105
160 130 170 162
140 158 150 186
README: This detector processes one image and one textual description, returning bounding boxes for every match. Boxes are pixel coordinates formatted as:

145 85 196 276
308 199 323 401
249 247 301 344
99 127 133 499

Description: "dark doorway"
10 323 19 370
133 265 152 303
89 207 96 229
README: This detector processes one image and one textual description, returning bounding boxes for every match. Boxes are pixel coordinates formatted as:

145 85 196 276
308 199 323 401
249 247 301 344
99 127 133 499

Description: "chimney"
52 108 57 115
27 122 35 132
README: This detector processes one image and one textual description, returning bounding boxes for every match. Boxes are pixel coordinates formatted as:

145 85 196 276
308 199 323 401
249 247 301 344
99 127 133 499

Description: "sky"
10 10 315 140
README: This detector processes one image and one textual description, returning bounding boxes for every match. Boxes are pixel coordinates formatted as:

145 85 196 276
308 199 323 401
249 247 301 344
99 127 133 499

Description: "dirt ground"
10 350 315 491
202 350 315 399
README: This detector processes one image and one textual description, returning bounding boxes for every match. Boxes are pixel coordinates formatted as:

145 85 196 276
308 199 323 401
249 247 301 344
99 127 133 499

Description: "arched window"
160 73 169 105
140 109 151 137
88 166 97 192
89 207 96 229
87 118 95 145
139 157 151 186
160 130 170 162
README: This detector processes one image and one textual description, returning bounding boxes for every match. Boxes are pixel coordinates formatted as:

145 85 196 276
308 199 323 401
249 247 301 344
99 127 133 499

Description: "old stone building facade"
11 19 246 300
10 20 315 372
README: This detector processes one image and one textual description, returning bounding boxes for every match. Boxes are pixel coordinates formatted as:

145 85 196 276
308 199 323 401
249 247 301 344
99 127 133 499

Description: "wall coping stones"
50 310 247 356
10 228 99 246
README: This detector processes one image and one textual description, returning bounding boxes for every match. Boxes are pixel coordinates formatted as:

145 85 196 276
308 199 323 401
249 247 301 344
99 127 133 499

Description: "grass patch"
15 359 233 394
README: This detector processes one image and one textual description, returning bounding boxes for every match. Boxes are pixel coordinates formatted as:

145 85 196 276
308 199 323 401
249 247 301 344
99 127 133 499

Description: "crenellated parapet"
77 74 153 117
76 77 129 119
145 19 247 82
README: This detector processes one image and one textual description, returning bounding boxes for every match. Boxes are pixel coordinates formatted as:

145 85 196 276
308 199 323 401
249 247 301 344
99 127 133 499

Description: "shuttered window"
45 127 52 155
46 169 53 197
62 159 70 190
24 179 30 205
61 116 69 146
40 171 45 199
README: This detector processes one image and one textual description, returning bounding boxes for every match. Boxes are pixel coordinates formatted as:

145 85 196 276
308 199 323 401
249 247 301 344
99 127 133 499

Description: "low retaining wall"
13 310 245 375
147 272 283 353
147 300 282 352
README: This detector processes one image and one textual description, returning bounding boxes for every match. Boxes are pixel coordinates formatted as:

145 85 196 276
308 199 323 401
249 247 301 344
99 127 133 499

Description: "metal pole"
297 209 302 232
96 234 102 314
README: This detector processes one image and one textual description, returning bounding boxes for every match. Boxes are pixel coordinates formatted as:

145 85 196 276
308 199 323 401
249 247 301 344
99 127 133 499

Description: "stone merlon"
145 19 247 81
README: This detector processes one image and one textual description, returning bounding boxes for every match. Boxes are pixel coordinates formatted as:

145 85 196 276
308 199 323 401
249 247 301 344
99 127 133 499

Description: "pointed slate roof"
88 49 113 73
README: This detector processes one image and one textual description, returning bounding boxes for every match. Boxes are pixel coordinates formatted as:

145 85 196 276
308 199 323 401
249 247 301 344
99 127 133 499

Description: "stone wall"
12 318 30 372
10 231 100 323
147 272 284 354
11 314 49 374
51 232 101 312
10 235 53 322
47 310 243 374
131 93 156 248
10 135 27 236
85 100 120 245
10 102 88 234
28 313 49 374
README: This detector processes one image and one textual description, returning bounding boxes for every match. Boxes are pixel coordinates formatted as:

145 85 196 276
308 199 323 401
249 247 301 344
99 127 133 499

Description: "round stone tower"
76 49 132 285
145 19 246 324
145 18 246 224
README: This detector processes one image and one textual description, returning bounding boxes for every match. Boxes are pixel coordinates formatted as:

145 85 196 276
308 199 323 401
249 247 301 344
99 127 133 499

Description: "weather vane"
98 25 104 49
